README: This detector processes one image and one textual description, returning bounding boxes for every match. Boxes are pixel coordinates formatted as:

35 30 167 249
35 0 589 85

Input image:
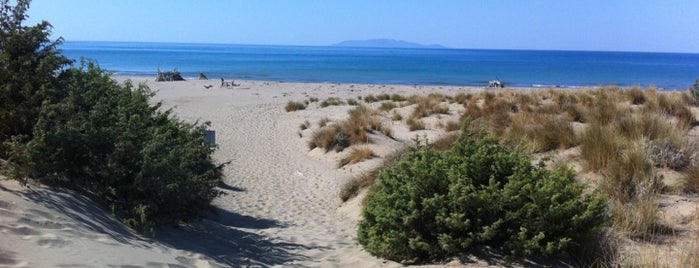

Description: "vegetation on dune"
1 0 224 234
358 130 608 263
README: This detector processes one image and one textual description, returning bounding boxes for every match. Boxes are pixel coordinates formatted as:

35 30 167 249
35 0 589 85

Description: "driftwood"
156 69 185 81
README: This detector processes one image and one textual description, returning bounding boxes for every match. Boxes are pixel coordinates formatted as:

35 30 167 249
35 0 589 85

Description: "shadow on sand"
5 183 317 267
155 208 316 267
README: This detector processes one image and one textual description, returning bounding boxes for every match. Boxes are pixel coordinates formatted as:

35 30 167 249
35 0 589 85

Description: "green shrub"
358 130 607 263
6 63 224 234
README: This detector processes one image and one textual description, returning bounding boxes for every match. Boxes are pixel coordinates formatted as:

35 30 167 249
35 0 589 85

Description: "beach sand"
0 77 488 267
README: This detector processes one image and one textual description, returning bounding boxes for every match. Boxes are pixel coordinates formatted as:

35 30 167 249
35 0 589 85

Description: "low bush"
7 63 224 233
358 130 608 263
379 102 397 112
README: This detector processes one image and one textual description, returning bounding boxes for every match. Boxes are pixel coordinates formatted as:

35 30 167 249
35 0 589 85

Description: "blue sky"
26 0 699 53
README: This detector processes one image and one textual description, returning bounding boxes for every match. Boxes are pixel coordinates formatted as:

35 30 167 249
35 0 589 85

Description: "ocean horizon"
59 41 699 90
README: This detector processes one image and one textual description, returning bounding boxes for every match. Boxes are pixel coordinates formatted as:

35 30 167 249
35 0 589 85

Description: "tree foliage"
357 130 608 263
0 0 71 152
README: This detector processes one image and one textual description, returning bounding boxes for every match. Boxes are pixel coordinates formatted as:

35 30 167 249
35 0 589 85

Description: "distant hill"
332 39 447 49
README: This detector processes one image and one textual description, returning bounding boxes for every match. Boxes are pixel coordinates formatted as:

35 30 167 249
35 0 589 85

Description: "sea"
59 41 699 90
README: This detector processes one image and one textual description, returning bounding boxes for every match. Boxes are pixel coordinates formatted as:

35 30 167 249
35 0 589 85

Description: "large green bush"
7 62 224 233
358 130 608 263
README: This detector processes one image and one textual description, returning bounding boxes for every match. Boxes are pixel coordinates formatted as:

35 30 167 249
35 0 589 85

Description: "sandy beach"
2 77 698 267
0 77 486 267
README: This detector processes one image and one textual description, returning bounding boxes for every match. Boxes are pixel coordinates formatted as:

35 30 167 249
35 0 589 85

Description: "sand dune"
1 78 481 267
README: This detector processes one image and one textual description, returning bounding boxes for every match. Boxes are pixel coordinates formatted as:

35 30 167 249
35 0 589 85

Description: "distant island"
332 39 447 49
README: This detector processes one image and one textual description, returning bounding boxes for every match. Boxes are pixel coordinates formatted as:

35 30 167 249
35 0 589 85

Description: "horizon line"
59 39 699 55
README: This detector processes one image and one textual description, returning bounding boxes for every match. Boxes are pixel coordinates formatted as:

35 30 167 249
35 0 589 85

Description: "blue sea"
60 41 699 90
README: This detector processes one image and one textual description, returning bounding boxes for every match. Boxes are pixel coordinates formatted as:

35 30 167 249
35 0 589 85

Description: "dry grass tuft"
391 110 403 121
299 120 310 130
406 118 426 131
442 120 461 132
411 95 450 118
390 94 407 102
338 146 376 168
379 101 397 112
681 162 699 193
318 117 330 127
580 123 620 171
627 87 646 105
285 101 306 112
320 97 345 107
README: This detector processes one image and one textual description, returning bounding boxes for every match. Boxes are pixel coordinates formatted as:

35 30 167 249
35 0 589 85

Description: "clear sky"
25 0 699 53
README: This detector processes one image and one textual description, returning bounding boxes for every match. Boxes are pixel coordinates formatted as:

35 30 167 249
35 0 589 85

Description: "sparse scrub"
411 96 450 118
299 120 310 130
603 144 659 204
376 93 391 101
338 147 376 168
308 97 319 103
347 98 359 106
285 101 306 112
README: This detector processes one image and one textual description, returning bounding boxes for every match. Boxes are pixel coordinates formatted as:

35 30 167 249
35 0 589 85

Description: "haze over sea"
61 41 699 90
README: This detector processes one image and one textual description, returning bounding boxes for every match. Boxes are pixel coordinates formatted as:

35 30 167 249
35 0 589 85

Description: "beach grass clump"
338 146 376 168
411 96 450 119
390 94 407 102
309 105 388 152
611 196 662 240
579 124 621 171
452 92 472 104
320 97 345 107
443 120 461 132
376 93 391 101
364 94 379 103
406 118 426 131
308 97 319 103
285 101 307 112
627 87 646 105
318 117 331 127
526 116 577 152
391 110 403 121
379 101 397 112
299 120 310 130
308 125 345 152
680 162 699 193
346 98 359 106
358 129 608 262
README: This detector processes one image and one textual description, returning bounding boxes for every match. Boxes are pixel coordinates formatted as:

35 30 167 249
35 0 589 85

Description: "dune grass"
406 118 425 131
